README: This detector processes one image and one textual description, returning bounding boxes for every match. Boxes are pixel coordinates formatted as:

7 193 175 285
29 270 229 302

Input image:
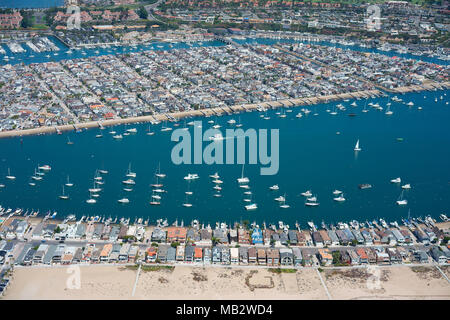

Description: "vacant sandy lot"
3 264 450 300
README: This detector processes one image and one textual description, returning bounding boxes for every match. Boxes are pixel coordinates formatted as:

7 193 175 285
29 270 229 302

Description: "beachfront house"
318 249 333 266
288 230 298 245
184 245 194 262
239 247 248 265
147 247 158 263
100 244 112 262
414 250 429 263
203 247 211 264
119 243 131 262
167 227 187 243
267 248 280 266
248 247 257 264
252 228 264 245
319 230 331 246
166 246 176 263
52 245 66 264
194 247 203 263
212 246 221 264
257 248 267 265
238 228 251 245
230 247 239 264
221 247 231 265
33 244 48 264
312 232 324 247
348 249 360 265
176 245 185 261
280 248 293 266
356 248 368 264
429 247 447 264
128 246 139 262
157 245 169 263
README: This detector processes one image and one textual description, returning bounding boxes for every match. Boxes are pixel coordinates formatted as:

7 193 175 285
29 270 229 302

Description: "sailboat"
31 169 43 181
396 190 407 205
236 116 243 128
59 185 69 200
354 139 361 151
6 168 15 180
182 193 192 207
86 192 97 204
161 121 172 132
118 198 130 204
237 164 249 184
126 163 136 178
185 179 193 195
65 175 74 187
385 104 393 115
150 190 161 205
333 193 346 202
67 137 74 145
155 163 166 178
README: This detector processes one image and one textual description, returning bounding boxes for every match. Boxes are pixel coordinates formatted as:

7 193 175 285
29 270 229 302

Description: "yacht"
86 196 97 204
295 112 303 118
212 179 223 184
439 214 448 222
274 195 285 202
279 194 290 209
227 119 236 125
182 194 192 207
300 190 312 197
208 133 224 141
333 193 346 202
98 169 108 174
245 203 257 210
390 177 401 183
118 198 130 204
396 191 408 205
332 190 342 195
401 184 411 189
184 173 199 180
354 139 361 151
305 198 319 207
237 164 249 184
122 179 136 185
269 184 279 191
113 134 123 139
38 165 51 171
126 128 137 133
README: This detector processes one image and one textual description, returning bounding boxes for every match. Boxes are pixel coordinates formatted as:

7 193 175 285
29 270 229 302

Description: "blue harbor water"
0 0 64 9
0 91 449 227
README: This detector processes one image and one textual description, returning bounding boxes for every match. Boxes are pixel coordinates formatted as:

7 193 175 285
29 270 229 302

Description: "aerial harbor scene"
0 0 449 303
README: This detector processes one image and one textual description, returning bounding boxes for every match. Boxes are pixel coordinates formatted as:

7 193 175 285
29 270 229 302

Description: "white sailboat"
354 139 361 151
300 190 312 197
269 184 279 191
86 192 96 204
333 193 346 202
390 177 401 184
6 168 15 180
279 194 290 209
401 183 411 189
396 190 407 205
65 175 74 187
182 193 192 207
245 203 257 210
59 185 69 200
155 163 166 178
118 198 129 204
237 164 249 184
126 163 136 178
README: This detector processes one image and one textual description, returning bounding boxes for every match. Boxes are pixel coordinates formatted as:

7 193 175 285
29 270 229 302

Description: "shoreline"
1 84 448 139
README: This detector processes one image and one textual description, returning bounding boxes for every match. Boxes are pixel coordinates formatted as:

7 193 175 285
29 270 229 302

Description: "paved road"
144 0 165 22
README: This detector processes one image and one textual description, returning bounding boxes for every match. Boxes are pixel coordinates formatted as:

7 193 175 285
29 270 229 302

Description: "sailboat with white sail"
65 175 74 187
237 164 249 184
396 190 407 205
6 168 15 180
354 139 361 151
59 185 69 200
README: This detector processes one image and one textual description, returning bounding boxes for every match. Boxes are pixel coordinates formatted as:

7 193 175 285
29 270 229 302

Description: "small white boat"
332 190 342 195
38 165 51 171
390 177 401 183
59 185 69 200
269 184 279 191
6 168 15 180
65 176 74 187
212 179 223 184
118 198 130 204
227 119 236 125
245 203 257 210
401 184 411 189
237 164 249 184
126 128 137 133
209 172 220 179
184 173 199 180
301 190 312 197
396 191 407 205
122 179 136 185
274 195 285 202
86 198 96 204
113 134 123 139
333 194 346 202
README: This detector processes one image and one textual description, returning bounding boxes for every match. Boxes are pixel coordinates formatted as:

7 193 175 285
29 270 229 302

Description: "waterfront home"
198 229 212 246
100 244 113 262
119 243 131 262
239 247 248 265
267 248 280 266
93 224 104 240
257 248 267 265
292 247 302 266
213 228 229 244
52 245 66 264
62 247 76 265
43 224 57 239
42 245 57 265
399 229 413 245
166 246 176 263
336 230 349 245
429 247 447 264
319 230 331 246
414 250 429 263
157 245 169 263
348 249 360 265
375 248 391 265
167 227 187 243
264 229 274 246
85 224 95 239
312 232 324 247
147 247 158 263
271 232 280 246
328 230 340 246
279 232 289 246
203 247 211 264
118 225 128 240
75 223 86 240
101 225 111 241
194 247 203 263
186 228 200 243
343 228 356 242
33 244 48 264
352 230 365 244
318 249 333 266
176 245 185 261
280 248 293 266
252 228 264 245
221 247 231 265
356 248 368 264
126 226 137 238
230 248 239 264
109 226 120 242
212 246 221 264
288 230 298 245
73 248 83 264
184 245 195 262
391 229 405 244
111 244 123 261
296 231 307 246
151 227 166 243
248 247 257 264
361 229 373 245
229 229 238 245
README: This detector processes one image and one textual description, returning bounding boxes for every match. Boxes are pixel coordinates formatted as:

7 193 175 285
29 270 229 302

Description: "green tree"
138 6 148 20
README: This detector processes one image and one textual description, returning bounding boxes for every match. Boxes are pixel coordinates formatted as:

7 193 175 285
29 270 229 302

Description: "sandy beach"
3 264 449 300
